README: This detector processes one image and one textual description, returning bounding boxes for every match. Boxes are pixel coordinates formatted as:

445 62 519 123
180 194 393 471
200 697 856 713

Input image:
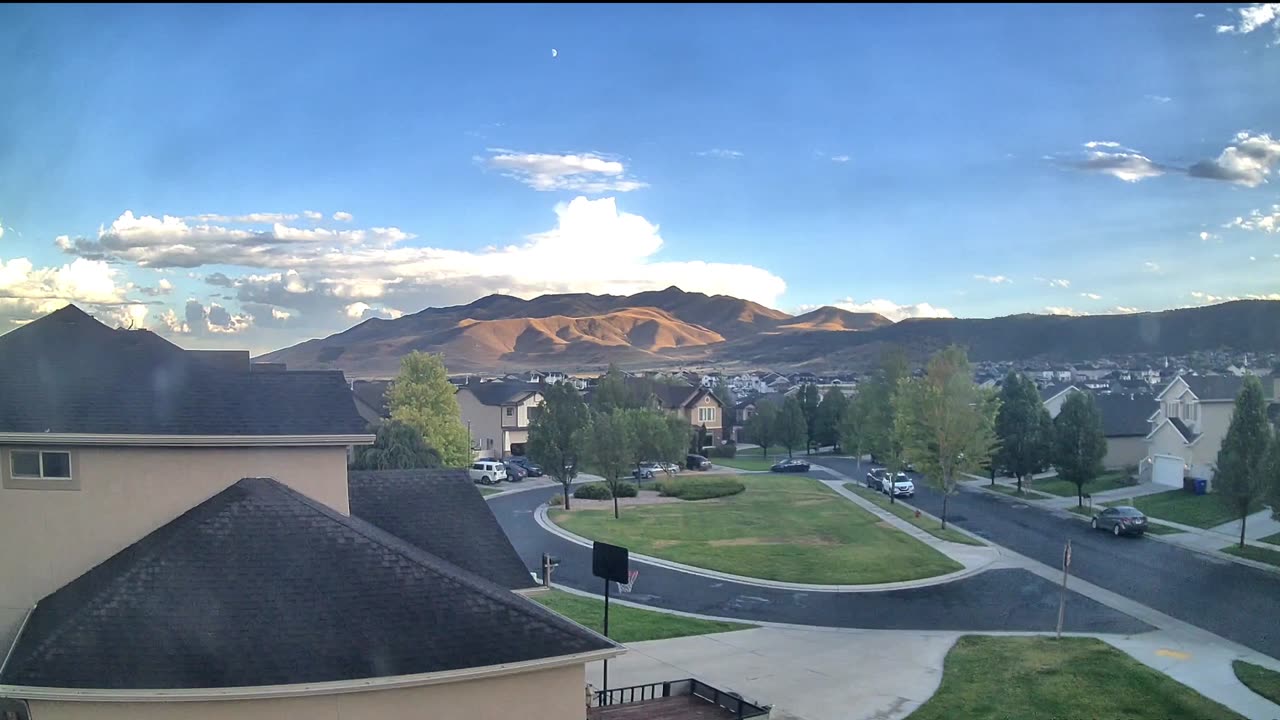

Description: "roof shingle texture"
1094 394 1155 437
460 381 542 406
0 478 614 689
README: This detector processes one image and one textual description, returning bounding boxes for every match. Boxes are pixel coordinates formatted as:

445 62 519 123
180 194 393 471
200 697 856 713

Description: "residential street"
815 456 1280 660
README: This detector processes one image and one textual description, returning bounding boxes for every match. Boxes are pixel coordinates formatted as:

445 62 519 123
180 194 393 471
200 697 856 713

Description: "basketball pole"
603 577 611 695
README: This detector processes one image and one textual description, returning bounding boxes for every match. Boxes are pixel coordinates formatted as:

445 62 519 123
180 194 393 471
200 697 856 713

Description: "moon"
551 48 558 58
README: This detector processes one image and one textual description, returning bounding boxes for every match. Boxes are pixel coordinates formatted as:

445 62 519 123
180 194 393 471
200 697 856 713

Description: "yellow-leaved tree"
387 352 472 468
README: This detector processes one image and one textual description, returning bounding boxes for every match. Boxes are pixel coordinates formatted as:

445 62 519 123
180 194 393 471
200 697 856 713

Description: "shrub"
656 476 745 500
706 444 737 459
613 482 638 498
547 494 564 506
573 482 613 500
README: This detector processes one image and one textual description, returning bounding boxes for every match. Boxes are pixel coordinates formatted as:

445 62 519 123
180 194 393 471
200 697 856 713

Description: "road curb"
535 504 995 593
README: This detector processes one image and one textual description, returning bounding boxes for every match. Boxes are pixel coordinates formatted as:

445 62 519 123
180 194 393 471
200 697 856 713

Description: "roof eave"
0 433 375 447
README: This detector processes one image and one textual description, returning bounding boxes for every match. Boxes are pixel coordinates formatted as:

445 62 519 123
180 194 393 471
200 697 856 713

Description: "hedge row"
656 476 745 501
573 482 639 500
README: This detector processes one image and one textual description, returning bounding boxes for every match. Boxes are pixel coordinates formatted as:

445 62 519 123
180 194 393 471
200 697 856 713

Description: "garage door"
1150 454 1184 488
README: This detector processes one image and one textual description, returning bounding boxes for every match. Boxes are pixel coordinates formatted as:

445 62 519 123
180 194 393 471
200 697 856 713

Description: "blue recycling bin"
1193 478 1208 496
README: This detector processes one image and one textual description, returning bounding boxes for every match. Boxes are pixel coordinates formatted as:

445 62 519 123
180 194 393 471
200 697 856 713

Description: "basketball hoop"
616 570 639 594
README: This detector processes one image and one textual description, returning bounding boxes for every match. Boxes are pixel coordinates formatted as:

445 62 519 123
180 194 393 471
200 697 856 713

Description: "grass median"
1259 531 1280 547
986 484 1054 500
908 636 1245 720
1028 470 1131 498
1106 489 1262 529
1222 543 1280 569
531 589 753 642
1233 660 1280 705
843 483 984 546
708 456 776 471
550 474 963 585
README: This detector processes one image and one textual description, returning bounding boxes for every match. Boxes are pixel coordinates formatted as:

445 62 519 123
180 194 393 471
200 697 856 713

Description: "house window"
505 407 515 417
485 438 494 449
699 407 717 423
4 449 77 490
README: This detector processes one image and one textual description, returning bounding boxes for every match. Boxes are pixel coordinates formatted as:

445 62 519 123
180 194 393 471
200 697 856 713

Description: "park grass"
550 474 962 585
908 636 1245 720
1105 489 1262 529
531 590 753 643
1233 660 1280 705
1259 531 1280 547
1029 470 1131 498
709 456 776 471
843 483 985 546
986 484 1054 500
1222 543 1280 569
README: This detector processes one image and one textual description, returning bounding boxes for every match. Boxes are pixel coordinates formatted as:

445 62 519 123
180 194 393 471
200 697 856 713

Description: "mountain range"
257 287 1280 378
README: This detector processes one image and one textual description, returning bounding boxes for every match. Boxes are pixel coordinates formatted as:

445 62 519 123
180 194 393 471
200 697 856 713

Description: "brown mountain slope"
777 306 891 332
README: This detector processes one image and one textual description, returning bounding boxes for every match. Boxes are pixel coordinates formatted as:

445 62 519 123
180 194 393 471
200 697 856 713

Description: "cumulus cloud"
173 299 252 335
483 149 647 193
1043 306 1085 316
828 297 954 322
1225 205 1280 233
1111 306 1140 314
1034 277 1072 289
1200 231 1220 242
696 149 743 159
1214 3 1279 39
303 210 323 221
0 256 132 326
187 212 299 224
94 303 149 329
973 274 1012 284
1188 133 1280 187
1080 292 1102 300
1142 261 1161 273
271 307 291 320
1075 149 1165 182
333 211 353 222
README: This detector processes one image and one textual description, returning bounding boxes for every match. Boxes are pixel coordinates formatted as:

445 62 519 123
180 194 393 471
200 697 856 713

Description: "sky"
1 4 1279 354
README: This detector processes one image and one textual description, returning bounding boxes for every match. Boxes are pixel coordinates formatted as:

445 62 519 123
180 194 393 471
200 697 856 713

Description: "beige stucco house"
456 382 545 458
651 384 725 439
1093 394 1151 470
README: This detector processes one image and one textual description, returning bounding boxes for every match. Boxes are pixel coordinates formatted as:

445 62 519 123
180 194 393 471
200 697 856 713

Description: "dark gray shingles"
1183 374 1274 401
0 478 614 689
461 381 541 406
1094 394 1156 437
349 469 538 590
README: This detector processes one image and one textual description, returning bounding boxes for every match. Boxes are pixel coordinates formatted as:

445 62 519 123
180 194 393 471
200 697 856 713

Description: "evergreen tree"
1214 375 1273 548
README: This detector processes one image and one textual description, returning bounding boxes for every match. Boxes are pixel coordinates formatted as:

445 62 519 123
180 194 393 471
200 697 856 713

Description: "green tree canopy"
350 420 443 471
839 391 869 461
387 352 472 467
1214 375 1274 548
798 383 822 452
1051 391 1107 508
745 400 778 458
815 388 849 451
895 346 999 528
586 409 636 519
1266 426 1280 521
527 381 591 509
777 395 809 458
995 371 1053 492
863 347 909 469
592 364 632 414
625 408 688 474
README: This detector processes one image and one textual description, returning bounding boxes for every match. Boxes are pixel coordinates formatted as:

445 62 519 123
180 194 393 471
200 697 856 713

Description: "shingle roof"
649 382 701 409
349 469 537 590
0 305 367 436
0 477 615 690
1039 383 1079 402
351 379 392 418
461 381 542 406
1168 417 1200 442
1182 374 1274 401
1094 394 1154 437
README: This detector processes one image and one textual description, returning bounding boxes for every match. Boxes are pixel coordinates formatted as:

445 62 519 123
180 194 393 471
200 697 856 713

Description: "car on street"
507 456 544 477
882 472 915 498
771 458 810 473
865 468 887 491
468 460 507 485
686 453 712 471
1091 506 1148 536
502 461 527 482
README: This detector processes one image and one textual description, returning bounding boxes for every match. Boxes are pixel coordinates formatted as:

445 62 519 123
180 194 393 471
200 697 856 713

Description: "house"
1144 374 1280 486
351 379 392 427
1094 394 1152 470
1040 383 1083 419
456 381 545 458
524 370 567 384
649 383 725 439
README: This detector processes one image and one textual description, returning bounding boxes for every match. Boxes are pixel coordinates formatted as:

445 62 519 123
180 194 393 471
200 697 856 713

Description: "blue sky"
2 4 1279 353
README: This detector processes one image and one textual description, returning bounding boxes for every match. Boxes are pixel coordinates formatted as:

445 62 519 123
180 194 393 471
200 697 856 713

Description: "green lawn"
709 456 776 471
1233 660 1280 705
1067 504 1093 517
1068 504 1182 535
908 636 1245 720
1259 531 1280 546
843 483 985 546
531 590 753 643
1029 471 1131 498
477 485 502 496
1106 490 1262 529
550 474 963 584
986 484 1054 500
1222 543 1280 569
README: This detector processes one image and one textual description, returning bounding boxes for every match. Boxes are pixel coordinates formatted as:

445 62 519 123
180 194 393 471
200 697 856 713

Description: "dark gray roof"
460 381 542 406
0 477 614 690
1094 394 1154 437
351 379 392 419
1181 374 1274 401
1039 383 1079 401
349 469 537 590
1168 417 1200 442
0 305 367 436
650 382 701 409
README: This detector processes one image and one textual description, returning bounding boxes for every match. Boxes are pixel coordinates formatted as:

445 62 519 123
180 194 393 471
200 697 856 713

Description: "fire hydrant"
914 509 921 518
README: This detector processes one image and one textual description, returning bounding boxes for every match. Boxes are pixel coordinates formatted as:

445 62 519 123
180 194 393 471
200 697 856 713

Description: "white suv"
469 461 507 485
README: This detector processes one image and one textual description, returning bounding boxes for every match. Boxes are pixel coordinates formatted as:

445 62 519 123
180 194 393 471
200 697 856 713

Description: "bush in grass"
548 494 564 506
706 444 737 459
574 482 613 500
613 482 638 498
656 476 745 500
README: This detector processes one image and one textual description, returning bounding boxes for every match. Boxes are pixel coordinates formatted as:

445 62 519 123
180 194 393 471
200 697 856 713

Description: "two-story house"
1144 374 1279 486
650 384 725 441
456 382 545 458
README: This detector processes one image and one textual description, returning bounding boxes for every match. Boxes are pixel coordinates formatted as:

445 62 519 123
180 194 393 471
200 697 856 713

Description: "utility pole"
1056 539 1072 639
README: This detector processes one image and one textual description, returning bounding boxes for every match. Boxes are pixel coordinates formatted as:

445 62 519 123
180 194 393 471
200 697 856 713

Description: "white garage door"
1150 454 1184 488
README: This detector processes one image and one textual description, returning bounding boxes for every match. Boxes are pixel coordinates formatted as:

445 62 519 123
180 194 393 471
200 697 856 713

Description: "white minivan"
469 460 507 485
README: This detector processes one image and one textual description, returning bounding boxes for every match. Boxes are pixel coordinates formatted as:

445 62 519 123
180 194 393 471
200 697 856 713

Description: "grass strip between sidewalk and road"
985 484 1054 500
907 636 1245 720
843 483 984 546
1222 543 1280 569
1232 660 1280 705
531 590 754 643
550 474 963 585
1259 531 1280 547
1105 489 1263 529
1027 470 1131 498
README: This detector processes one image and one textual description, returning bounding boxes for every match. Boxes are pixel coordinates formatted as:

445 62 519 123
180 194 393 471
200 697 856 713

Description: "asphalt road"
490 484 1149 635
817 456 1280 660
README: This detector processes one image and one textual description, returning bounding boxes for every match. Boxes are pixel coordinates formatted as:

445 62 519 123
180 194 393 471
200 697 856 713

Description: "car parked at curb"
507 456 544 477
882 472 915 498
686 454 712 471
468 460 507 485
502 461 527 482
632 461 664 480
865 468 887 491
1091 506 1148 537
771 458 810 473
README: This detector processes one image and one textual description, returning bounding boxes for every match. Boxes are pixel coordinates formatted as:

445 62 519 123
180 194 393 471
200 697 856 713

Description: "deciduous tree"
592 364 631 414
527 382 591 509
839 391 868 462
745 401 777 458
863 347 909 469
1214 375 1273 548
387 352 471 467
1051 392 1107 509
815 388 849 451
587 409 636 519
349 420 442 471
777 395 809 458
798 383 822 453
995 371 1052 493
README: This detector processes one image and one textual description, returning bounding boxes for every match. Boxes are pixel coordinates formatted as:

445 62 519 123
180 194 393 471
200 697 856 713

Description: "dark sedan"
1091 506 1148 536
771 458 811 473
507 456 544 477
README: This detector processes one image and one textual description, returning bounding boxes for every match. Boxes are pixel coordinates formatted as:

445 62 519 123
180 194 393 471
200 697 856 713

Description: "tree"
349 420 442 470
1267 426 1280 522
839 391 868 462
815 388 849 451
1213 375 1273 548
625 408 687 480
1051 392 1107 509
690 423 709 454
745 401 777 458
592 364 631 414
863 347 909 468
895 346 999 529
798 383 822 453
387 352 471 467
586 409 636 519
777 396 808 458
527 382 591 509
994 371 1053 493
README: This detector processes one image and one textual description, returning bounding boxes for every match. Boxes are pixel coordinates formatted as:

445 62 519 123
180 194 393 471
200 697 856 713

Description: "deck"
588 695 741 720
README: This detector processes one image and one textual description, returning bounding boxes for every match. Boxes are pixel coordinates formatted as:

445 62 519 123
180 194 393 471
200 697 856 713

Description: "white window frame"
3 448 79 491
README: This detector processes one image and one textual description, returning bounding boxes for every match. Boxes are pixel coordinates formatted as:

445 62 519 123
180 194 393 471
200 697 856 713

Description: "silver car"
1091 506 1148 536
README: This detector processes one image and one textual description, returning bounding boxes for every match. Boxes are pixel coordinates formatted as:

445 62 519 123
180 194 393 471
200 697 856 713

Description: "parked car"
686 453 712 471
468 460 507 485
865 469 887 491
771 458 810 473
1091 506 1148 536
656 461 680 475
507 456 544 477
882 472 915 498
502 461 527 482
632 461 663 480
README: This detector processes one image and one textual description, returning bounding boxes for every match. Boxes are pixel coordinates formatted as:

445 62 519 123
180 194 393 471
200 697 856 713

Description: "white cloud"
0 255 127 325
1200 231 1220 242
1111 306 1140 314
177 299 252 335
696 149 744 159
187 212 298 224
1251 255 1258 261
158 278 173 291
345 301 372 318
1144 95 1173 104
1188 133 1280 187
973 274 1012 284
1076 149 1164 182
1080 292 1102 300
1084 140 1129 150
830 155 851 163
1226 205 1280 233
483 149 647 193
96 303 149 329
1043 306 1085 316
1041 277 1071 288
333 211 354 222
1195 12 1205 19
1142 261 1161 273
1214 3 1279 38
303 210 323 221
160 308 188 333
271 307 291 321
829 297 954 322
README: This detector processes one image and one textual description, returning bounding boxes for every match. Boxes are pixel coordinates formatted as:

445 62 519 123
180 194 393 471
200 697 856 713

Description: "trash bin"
1193 478 1208 496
